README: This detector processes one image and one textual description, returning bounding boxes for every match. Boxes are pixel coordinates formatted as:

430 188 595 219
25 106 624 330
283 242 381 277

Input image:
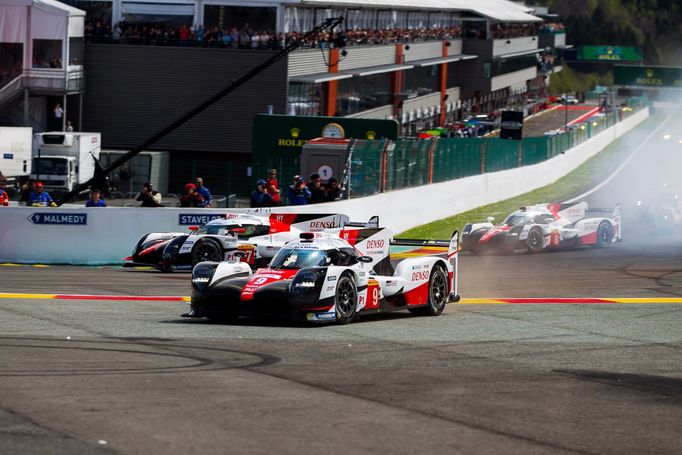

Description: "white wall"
0 108 648 265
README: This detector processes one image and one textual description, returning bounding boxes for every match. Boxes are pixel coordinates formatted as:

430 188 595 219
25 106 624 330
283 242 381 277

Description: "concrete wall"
0 108 649 265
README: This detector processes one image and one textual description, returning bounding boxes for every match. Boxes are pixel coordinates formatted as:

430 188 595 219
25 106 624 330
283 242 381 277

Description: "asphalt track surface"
1 111 681 454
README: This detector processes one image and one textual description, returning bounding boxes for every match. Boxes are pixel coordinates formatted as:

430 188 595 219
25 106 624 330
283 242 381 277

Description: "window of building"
69 37 84 65
492 54 539 77
0 43 23 85
33 39 62 68
446 61 462 87
288 82 322 116
204 5 276 32
336 73 391 116
404 66 439 98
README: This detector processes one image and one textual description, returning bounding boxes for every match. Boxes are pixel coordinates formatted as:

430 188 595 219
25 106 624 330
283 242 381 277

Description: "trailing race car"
184 227 460 324
461 202 621 254
124 212 367 271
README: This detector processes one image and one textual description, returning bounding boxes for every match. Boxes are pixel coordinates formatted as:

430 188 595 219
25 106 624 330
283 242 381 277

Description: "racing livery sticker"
240 269 297 301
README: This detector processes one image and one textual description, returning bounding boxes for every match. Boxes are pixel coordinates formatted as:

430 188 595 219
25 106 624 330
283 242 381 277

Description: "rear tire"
526 228 544 253
409 265 448 316
596 221 613 248
191 238 223 266
334 274 357 324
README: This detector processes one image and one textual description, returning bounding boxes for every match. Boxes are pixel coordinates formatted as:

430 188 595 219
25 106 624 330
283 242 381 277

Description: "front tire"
334 274 357 324
596 221 613 248
410 266 448 316
191 238 223 266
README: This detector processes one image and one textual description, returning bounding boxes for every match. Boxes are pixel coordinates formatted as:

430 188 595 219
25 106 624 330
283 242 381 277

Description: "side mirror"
188 225 199 231
233 251 247 258
357 256 373 263
486 216 495 223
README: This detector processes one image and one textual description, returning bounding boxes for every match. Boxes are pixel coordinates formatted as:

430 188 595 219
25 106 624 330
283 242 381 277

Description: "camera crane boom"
57 17 344 205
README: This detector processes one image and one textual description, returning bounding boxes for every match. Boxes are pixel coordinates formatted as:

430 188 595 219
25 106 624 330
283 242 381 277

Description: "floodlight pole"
57 17 344 205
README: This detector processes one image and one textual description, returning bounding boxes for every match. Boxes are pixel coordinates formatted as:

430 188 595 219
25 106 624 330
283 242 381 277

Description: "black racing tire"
191 238 223 266
410 265 448 316
526 227 544 253
334 274 357 324
596 221 613 248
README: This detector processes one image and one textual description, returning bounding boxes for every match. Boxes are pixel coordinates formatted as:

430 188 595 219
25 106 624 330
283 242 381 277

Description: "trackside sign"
178 214 223 225
28 213 87 225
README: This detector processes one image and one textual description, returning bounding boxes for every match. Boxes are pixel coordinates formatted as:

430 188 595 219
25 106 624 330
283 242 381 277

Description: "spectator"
194 177 212 207
20 179 35 205
250 179 273 208
135 182 163 207
85 189 107 207
53 103 63 130
28 181 56 207
178 183 205 207
0 170 7 189
0 181 8 206
287 175 311 205
65 120 74 132
325 178 341 202
307 173 326 204
266 168 281 205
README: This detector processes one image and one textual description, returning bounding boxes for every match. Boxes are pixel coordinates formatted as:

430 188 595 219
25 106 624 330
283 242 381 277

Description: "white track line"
564 109 677 203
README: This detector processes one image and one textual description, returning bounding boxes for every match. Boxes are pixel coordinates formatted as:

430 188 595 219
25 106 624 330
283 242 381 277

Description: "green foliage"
549 66 613 93
542 0 682 65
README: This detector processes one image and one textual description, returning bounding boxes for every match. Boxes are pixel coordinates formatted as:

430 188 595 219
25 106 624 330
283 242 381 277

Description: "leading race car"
461 202 621 254
184 227 460 324
124 212 368 271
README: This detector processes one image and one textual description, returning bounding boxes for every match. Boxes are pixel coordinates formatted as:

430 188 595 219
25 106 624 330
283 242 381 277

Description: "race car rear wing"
392 230 459 300
343 215 379 229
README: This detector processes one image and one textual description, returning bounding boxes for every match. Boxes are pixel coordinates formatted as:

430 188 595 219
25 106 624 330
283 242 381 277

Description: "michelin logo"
306 312 335 322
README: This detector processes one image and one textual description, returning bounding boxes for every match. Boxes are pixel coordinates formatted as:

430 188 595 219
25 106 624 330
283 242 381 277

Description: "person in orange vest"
0 188 9 206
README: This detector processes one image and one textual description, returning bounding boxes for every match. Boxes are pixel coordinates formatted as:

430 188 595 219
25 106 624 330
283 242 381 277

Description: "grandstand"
0 0 567 195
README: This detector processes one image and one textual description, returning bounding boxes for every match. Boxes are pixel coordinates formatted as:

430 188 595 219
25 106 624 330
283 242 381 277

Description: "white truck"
0 127 32 179
31 132 101 193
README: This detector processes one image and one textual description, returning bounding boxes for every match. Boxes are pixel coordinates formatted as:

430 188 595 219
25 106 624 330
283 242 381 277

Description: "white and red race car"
124 212 375 271
461 202 621 254
185 227 460 324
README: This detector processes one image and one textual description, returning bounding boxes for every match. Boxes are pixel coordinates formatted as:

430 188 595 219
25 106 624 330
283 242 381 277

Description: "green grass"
399 112 658 239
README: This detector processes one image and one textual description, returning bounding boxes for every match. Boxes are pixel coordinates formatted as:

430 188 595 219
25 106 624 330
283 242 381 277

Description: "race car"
461 202 621 254
184 227 460 324
124 212 366 271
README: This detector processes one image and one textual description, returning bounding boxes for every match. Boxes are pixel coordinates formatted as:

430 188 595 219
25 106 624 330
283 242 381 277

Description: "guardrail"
0 106 649 264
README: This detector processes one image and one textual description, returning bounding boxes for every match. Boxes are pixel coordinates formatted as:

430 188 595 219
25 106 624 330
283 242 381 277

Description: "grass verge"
399 112 659 239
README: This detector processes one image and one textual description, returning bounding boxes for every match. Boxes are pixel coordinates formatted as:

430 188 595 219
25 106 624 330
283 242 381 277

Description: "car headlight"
163 235 187 261
192 262 219 291
290 268 326 298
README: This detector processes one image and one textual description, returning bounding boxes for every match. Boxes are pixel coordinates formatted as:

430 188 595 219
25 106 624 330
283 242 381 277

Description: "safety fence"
346 99 647 198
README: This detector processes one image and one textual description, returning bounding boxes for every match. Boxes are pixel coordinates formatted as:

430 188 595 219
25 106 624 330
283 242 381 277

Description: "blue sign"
178 214 223 225
3 153 13 159
29 213 87 225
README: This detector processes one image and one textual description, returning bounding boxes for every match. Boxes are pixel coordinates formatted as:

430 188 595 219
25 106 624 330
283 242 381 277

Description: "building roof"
2 0 85 17
294 0 541 22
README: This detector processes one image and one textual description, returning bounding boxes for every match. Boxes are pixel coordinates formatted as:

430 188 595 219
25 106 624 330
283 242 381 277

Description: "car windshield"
503 213 531 227
269 247 331 269
195 224 268 239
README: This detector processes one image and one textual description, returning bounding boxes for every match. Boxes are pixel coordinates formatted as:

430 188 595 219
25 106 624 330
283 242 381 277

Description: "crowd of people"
250 169 341 208
86 20 468 50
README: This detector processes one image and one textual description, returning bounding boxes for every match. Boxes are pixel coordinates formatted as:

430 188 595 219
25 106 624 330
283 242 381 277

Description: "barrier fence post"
381 140 390 193
517 140 523 167
481 141 486 174
427 137 438 184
